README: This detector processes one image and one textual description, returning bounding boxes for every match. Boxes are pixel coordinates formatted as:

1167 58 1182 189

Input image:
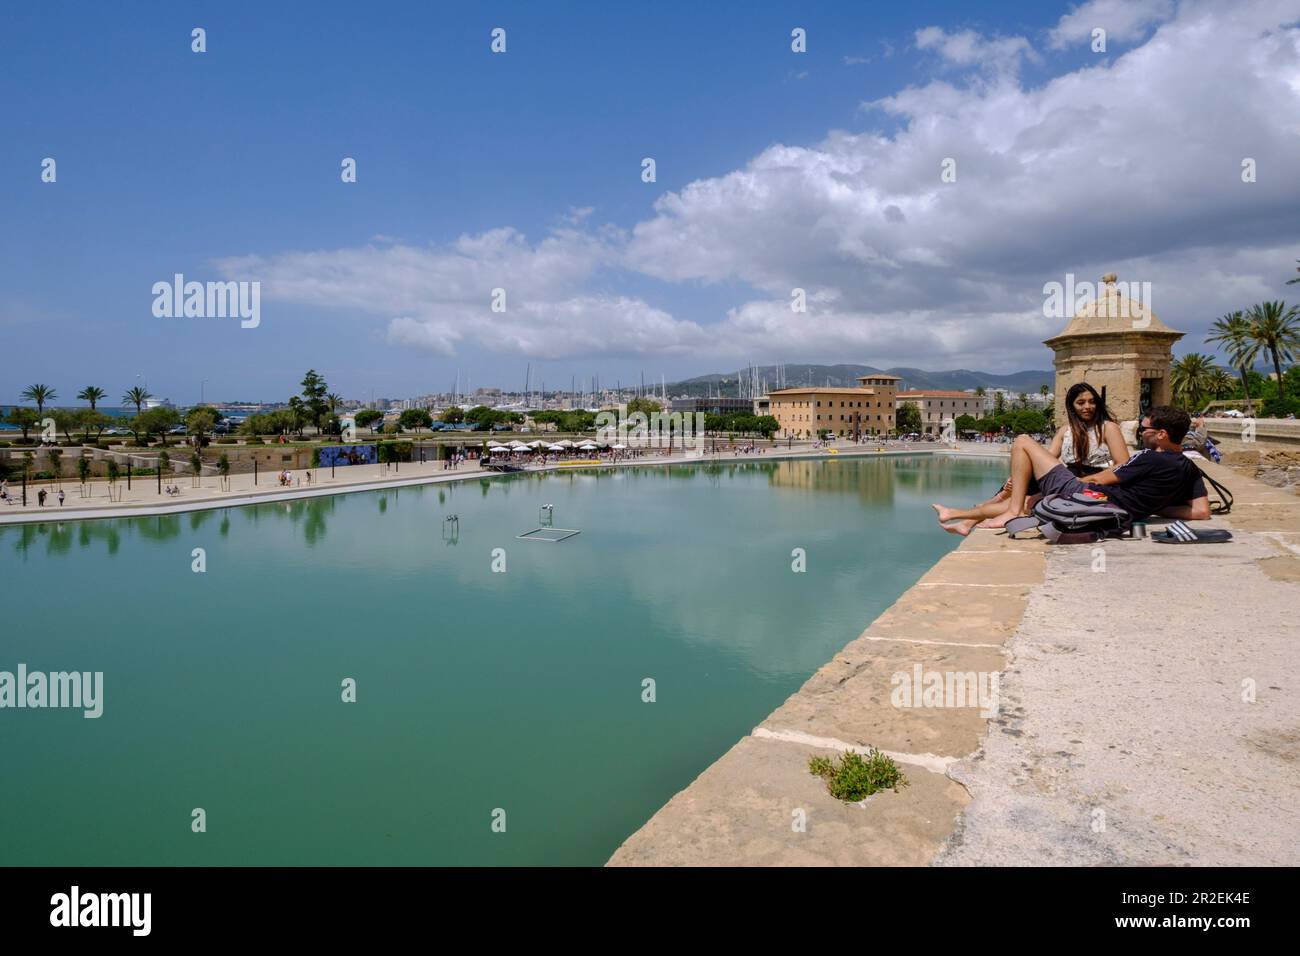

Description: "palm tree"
1206 367 1237 401
21 384 56 416
1206 311 1259 402
77 385 106 409
1170 353 1217 411
326 392 344 436
122 385 152 416
1288 259 1299 285
1246 301 1300 401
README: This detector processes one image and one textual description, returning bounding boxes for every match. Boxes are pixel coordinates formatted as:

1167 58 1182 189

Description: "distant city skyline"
4 1 1298 402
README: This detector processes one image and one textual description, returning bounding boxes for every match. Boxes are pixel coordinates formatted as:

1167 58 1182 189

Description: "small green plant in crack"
809 748 908 801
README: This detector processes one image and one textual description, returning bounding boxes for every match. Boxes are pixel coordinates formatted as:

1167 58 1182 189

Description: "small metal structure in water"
517 527 581 542
518 503 579 540
442 514 459 544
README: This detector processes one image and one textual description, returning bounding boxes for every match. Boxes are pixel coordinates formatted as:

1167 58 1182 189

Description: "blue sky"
3 0 1298 405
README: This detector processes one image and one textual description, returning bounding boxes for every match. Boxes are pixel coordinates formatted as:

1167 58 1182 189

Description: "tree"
1017 392 1029 410
1289 260 1300 285
157 450 171 479
1206 367 1237 401
993 392 1006 416
77 454 92 486
439 406 464 425
77 385 106 409
355 409 384 433
122 386 152 417
399 408 433 433
4 406 40 441
897 402 922 433
185 406 219 444
1170 353 1217 411
954 413 979 433
1246 301 1300 401
287 397 307 436
78 409 114 443
21 384 56 416
1206 310 1258 402
46 447 63 482
625 397 662 417
140 406 181 445
50 409 79 444
300 370 329 431
326 393 344 436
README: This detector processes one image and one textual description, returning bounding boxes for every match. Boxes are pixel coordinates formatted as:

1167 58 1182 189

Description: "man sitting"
934 405 1211 534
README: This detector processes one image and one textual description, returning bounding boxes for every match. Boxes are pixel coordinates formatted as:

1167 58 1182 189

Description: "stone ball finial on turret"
1102 272 1117 284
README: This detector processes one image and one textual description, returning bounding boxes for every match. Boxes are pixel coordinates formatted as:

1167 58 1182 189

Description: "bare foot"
942 519 976 536
932 503 957 523
976 510 1017 530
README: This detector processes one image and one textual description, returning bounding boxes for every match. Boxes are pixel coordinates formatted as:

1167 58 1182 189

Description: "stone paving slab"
760 640 1007 759
607 736 967 867
915 550 1045 587
865 584 1033 646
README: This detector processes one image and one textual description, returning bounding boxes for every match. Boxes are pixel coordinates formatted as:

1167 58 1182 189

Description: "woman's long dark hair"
1064 382 1112 464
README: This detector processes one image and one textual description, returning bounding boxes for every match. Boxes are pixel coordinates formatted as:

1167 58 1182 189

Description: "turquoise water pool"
0 455 1002 865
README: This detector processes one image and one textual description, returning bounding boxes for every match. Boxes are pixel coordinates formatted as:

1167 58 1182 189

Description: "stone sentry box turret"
1043 272 1184 428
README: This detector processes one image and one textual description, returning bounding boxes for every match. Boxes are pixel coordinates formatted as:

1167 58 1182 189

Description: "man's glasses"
1139 424 1165 433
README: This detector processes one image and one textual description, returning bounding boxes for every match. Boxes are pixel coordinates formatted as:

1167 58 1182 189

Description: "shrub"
216 437 237 444
808 749 908 801
1259 396 1300 419
0 441 9 447
35 470 55 480
246 437 265 445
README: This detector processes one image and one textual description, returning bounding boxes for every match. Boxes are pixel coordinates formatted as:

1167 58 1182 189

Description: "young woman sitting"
933 382 1129 535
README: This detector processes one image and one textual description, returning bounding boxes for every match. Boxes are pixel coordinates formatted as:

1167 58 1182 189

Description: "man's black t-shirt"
1086 449 1207 519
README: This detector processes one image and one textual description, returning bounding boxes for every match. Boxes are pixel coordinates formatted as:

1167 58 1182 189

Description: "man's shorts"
1039 463 1087 499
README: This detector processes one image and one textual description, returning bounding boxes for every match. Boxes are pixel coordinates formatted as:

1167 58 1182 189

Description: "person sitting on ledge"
933 405 1211 535
949 382 1128 527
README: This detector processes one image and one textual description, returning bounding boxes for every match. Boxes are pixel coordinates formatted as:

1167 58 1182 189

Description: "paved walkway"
608 459 1300 866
